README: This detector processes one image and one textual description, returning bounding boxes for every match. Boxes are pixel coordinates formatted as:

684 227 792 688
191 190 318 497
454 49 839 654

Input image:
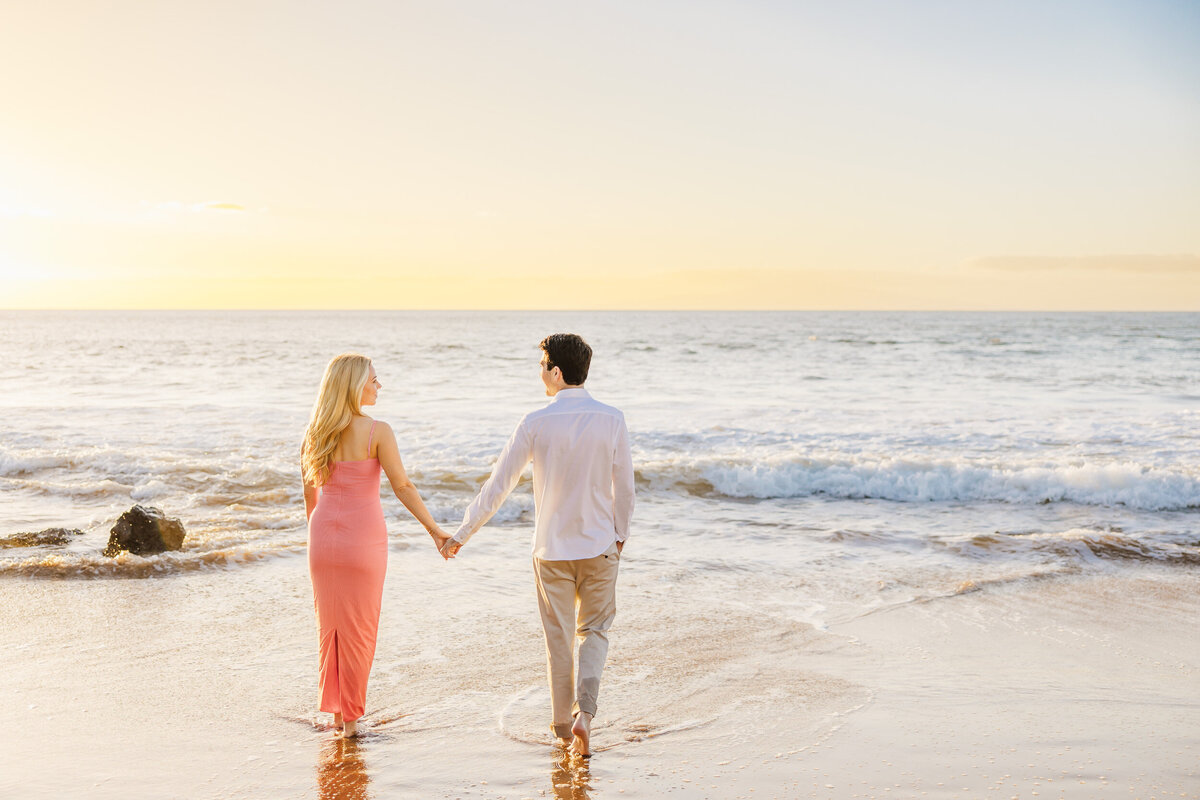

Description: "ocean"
2 311 1196 591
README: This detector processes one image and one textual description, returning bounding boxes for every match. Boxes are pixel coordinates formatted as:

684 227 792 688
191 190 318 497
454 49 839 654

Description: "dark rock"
103 505 186 557
0 528 84 548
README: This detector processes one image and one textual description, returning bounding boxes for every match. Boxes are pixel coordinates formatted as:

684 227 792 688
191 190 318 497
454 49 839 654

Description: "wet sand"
807 571 1200 799
2 543 1197 799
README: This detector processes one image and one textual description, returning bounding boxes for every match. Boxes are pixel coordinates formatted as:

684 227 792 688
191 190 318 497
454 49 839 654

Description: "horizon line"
3 307 1198 314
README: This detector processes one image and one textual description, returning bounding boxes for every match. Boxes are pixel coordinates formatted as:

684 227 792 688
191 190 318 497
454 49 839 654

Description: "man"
441 333 635 757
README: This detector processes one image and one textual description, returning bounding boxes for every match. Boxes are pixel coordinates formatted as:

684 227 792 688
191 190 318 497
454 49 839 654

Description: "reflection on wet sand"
317 737 371 800
550 747 593 800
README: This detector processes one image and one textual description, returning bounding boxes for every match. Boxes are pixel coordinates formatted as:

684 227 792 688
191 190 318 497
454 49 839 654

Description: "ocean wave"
6 440 1199 515
0 519 434 578
0 444 304 509
0 510 448 578
0 452 70 476
0 541 308 579
958 528 1200 566
2 476 134 499
636 455 1200 511
130 479 172 501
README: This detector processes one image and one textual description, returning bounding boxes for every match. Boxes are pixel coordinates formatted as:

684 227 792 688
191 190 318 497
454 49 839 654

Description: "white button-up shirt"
452 387 635 560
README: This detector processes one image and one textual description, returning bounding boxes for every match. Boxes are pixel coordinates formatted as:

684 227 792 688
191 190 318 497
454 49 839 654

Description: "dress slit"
319 630 341 714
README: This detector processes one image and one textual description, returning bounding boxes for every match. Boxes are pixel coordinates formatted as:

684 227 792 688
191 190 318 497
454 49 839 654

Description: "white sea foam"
639 454 1200 510
0 542 308 578
0 451 70 476
130 479 172 501
6 437 1199 513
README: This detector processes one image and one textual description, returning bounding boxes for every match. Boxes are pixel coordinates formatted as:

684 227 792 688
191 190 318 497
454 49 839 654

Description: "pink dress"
307 422 388 722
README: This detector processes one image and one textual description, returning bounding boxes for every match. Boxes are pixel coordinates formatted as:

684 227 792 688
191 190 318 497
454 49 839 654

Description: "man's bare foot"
570 712 592 757
341 719 359 738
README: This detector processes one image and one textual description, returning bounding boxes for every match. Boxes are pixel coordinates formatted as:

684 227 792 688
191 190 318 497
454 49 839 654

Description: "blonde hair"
302 353 372 487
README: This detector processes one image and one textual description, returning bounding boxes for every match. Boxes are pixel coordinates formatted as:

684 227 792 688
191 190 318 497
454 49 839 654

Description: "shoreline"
3 547 1197 798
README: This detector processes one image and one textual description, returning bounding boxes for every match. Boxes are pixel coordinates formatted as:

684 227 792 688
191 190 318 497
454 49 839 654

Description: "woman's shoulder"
352 415 393 435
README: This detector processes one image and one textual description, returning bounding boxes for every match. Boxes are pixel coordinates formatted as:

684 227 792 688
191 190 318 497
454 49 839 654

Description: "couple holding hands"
301 334 634 755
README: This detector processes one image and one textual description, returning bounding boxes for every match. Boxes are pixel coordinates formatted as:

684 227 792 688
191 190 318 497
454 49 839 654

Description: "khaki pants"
533 542 620 740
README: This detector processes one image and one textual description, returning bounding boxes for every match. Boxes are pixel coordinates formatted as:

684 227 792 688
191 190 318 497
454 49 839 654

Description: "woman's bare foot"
341 719 359 739
570 712 592 757
333 712 344 730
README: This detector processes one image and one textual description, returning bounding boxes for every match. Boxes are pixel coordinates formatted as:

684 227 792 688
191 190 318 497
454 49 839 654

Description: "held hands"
440 538 462 561
428 526 461 560
429 527 452 555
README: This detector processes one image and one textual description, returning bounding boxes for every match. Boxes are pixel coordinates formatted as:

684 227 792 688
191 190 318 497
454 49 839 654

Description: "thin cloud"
968 254 1200 273
194 201 247 213
0 205 54 219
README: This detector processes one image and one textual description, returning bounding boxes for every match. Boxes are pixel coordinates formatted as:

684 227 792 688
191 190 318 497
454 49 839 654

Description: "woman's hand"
429 527 452 554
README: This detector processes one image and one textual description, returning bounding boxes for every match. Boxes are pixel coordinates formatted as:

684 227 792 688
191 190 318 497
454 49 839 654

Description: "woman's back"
330 415 377 464
317 418 382 502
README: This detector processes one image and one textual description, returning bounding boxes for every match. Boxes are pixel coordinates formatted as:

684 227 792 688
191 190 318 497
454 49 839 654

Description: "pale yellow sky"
1 1 1198 309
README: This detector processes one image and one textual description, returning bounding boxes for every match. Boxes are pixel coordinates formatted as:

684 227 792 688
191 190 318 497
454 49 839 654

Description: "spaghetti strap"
366 420 377 458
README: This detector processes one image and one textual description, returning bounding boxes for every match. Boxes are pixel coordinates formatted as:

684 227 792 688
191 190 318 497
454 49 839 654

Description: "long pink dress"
308 423 388 722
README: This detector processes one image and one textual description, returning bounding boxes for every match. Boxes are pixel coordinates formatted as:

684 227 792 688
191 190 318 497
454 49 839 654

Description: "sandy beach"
4 535 1197 799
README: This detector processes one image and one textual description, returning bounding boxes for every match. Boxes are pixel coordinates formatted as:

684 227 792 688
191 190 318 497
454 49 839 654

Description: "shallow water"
0 546 870 798
3 546 1196 798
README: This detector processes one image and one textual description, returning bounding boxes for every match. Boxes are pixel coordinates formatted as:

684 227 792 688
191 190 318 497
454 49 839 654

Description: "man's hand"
440 538 462 560
616 540 624 555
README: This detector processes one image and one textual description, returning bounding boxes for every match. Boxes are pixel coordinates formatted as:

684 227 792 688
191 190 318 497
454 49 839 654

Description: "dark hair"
540 333 592 386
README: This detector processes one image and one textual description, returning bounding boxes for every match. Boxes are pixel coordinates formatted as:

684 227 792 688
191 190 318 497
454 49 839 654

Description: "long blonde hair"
302 353 372 487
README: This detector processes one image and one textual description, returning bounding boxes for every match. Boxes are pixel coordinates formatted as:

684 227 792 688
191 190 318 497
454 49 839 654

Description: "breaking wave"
637 455 1200 511
0 542 305 579
4 441 1199 513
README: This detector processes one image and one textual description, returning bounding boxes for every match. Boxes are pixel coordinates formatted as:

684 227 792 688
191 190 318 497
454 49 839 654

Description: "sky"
1 0 1198 309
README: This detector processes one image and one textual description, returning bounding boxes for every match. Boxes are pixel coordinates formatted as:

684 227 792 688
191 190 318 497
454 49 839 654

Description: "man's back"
524 388 633 560
451 387 634 561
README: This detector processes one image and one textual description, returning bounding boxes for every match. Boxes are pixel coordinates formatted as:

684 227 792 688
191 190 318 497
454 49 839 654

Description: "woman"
302 353 450 738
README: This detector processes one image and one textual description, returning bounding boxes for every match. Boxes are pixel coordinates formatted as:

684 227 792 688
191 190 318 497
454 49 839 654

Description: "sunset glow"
1 1 1197 309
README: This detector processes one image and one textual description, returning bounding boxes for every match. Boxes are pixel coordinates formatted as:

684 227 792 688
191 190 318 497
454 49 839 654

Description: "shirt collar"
552 387 591 401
